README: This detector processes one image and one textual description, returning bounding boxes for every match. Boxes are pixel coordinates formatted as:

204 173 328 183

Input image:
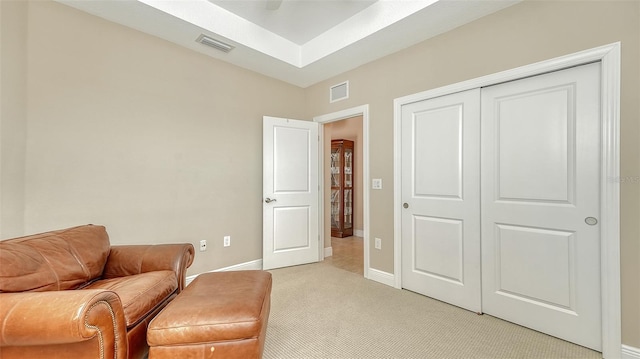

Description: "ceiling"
55 0 520 88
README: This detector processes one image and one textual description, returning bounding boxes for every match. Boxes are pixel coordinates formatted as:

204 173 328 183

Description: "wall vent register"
330 81 349 103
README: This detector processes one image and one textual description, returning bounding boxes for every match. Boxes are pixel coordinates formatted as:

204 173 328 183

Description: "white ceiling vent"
196 34 235 53
330 81 349 103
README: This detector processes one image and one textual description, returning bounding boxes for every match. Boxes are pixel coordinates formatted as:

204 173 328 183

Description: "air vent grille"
330 81 349 103
196 34 234 53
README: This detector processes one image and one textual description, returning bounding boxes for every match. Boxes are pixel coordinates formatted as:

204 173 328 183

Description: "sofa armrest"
0 290 128 358
103 244 195 292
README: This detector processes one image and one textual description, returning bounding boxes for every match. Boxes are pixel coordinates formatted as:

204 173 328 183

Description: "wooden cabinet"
330 139 354 238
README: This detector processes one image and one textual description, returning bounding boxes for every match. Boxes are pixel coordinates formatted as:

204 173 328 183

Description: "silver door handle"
265 198 277 203
403 203 409 209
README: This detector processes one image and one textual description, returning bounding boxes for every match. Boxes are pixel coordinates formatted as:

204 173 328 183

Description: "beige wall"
1 0 638 349
323 116 364 248
3 0 306 277
305 0 640 348
0 0 28 238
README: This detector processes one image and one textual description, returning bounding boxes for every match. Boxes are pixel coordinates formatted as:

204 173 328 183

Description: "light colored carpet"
264 262 601 359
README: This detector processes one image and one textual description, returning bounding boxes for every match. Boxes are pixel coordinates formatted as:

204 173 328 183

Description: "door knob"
265 198 277 203
585 217 598 225
403 203 409 209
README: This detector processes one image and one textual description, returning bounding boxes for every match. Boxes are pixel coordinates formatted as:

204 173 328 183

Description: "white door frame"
314 105 370 278
393 43 621 358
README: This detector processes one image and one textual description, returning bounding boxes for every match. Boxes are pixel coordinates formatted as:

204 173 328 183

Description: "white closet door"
480 63 602 350
401 89 481 312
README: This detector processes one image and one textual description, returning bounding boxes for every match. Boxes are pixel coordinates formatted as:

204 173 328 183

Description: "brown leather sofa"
0 224 195 359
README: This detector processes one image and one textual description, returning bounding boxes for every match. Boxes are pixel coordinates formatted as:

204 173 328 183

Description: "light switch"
372 178 383 189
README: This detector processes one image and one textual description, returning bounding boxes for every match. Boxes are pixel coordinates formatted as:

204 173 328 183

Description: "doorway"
325 117 364 275
314 105 370 278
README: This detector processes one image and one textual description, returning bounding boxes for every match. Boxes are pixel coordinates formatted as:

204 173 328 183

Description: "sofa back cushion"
0 225 111 292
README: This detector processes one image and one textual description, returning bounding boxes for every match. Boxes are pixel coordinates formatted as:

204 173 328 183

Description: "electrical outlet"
374 237 382 250
199 240 207 252
224 235 231 247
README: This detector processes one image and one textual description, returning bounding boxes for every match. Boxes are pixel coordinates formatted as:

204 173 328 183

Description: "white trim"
393 43 621 358
393 91 404 290
185 259 263 286
394 44 618 107
354 229 364 237
367 268 395 287
215 259 263 272
599 43 622 359
622 345 640 359
314 104 370 279
324 246 333 258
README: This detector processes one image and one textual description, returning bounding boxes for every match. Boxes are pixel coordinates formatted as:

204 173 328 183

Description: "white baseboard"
185 259 263 286
184 275 196 287
354 229 364 237
324 246 333 258
366 267 395 287
623 345 640 359
215 259 263 272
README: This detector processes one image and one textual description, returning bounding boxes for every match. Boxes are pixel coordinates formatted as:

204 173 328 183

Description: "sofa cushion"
85 270 177 328
0 225 111 292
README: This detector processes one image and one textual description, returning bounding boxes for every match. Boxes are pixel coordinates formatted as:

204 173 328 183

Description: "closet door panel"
401 88 481 313
480 62 602 351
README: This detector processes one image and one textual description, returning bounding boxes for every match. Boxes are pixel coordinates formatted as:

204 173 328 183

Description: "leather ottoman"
147 270 272 359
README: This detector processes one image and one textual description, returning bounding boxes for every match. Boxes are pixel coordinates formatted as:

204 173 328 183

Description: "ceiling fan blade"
266 0 282 11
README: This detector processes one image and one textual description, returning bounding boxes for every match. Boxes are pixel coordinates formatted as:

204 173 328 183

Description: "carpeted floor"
264 262 601 359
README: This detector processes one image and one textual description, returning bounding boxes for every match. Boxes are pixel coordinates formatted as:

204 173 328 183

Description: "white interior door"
263 116 319 270
481 63 602 350
401 89 481 312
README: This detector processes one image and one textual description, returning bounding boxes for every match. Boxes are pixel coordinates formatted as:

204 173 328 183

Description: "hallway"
324 236 363 275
